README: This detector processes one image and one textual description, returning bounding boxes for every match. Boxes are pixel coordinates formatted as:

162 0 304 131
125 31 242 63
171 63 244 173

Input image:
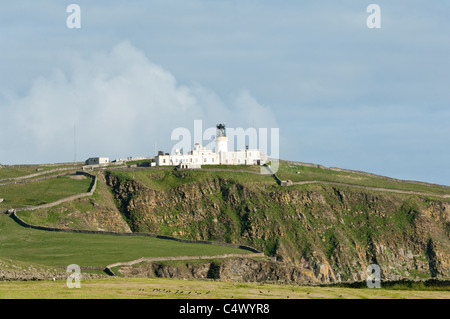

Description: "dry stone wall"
10 209 261 253
0 166 78 184
10 171 97 213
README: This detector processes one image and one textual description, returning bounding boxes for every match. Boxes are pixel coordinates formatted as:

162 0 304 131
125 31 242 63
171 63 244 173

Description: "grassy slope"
16 200 99 230
0 175 92 209
276 162 450 195
0 215 251 268
15 172 129 232
0 164 81 180
110 167 274 191
112 161 450 195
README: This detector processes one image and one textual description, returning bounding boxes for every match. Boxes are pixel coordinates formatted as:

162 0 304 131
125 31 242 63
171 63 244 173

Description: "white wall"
156 145 265 167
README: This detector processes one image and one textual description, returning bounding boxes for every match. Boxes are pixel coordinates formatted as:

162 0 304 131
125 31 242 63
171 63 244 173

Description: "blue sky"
0 1 449 185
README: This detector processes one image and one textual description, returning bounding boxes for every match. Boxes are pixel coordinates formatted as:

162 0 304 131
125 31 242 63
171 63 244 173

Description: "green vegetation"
1 277 449 299
382 281 450 291
0 163 80 180
277 162 450 196
200 165 261 172
331 280 450 291
16 205 90 230
109 160 450 202
15 172 123 231
125 159 152 166
0 214 251 268
2 160 450 290
0 257 58 274
105 166 450 282
0 175 92 209
107 167 274 191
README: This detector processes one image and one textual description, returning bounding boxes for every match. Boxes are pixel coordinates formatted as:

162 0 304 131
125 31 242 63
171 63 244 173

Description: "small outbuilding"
177 163 202 169
85 157 110 166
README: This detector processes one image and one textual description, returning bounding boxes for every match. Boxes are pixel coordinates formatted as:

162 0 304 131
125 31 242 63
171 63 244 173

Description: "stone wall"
0 166 79 184
9 171 97 213
10 209 261 253
6 169 261 257
263 164 292 186
0 171 78 187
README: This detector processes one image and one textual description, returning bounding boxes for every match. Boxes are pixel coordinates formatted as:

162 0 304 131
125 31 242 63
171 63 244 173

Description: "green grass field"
1 277 449 299
108 167 274 191
0 215 251 268
0 164 81 180
14 172 123 231
277 162 450 195
0 175 92 209
109 161 450 195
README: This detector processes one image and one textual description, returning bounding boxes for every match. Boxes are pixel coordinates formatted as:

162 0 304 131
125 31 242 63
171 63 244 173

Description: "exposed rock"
107 172 450 283
0 267 107 281
117 258 320 284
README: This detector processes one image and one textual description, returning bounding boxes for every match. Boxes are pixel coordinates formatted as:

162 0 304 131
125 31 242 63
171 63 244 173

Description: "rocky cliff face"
117 258 320 284
106 171 450 283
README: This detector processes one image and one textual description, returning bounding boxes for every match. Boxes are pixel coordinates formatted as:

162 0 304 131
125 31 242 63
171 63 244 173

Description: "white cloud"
0 41 278 164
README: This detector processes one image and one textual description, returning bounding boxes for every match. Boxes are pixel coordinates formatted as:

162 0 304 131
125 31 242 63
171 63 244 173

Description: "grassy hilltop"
1 160 450 289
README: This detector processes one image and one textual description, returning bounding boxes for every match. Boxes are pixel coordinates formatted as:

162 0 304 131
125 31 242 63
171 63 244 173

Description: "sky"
0 1 449 186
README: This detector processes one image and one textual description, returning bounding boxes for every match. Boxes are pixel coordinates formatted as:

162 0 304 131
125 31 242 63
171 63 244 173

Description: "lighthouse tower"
215 123 228 154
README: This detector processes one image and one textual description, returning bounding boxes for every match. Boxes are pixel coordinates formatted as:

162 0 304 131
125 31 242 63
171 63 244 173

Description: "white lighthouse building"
215 123 228 154
156 123 267 168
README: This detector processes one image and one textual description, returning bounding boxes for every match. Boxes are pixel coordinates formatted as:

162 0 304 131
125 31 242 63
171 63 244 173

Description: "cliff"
116 257 318 284
106 168 450 283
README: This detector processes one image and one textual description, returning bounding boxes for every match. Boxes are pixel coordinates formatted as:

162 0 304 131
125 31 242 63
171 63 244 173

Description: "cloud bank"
0 41 277 164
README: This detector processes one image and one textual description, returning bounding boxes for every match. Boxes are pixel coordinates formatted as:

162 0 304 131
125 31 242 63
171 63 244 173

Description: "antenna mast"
74 124 77 163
